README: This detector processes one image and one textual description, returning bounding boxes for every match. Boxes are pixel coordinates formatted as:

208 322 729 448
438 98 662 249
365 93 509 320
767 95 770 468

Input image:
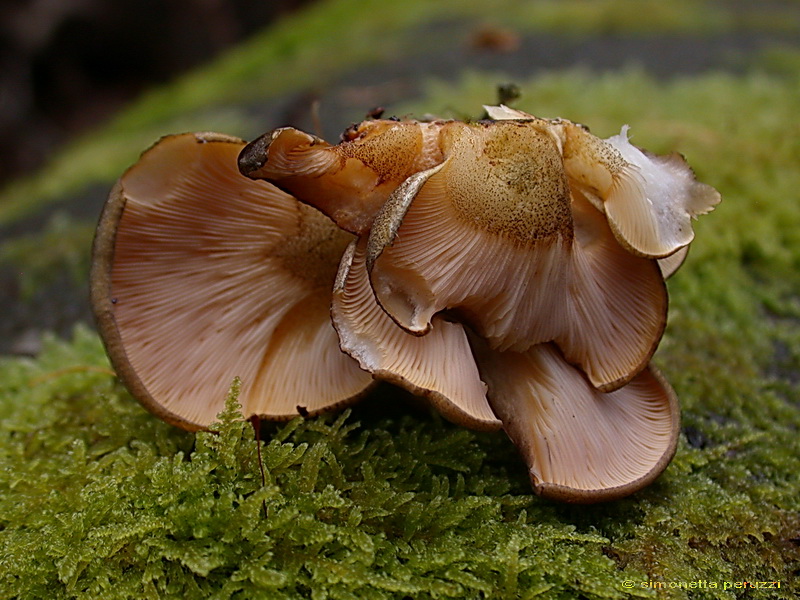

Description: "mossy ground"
1 1 799 598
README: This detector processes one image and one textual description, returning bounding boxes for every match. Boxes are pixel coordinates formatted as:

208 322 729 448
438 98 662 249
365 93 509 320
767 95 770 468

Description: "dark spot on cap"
238 133 273 177
340 123 361 142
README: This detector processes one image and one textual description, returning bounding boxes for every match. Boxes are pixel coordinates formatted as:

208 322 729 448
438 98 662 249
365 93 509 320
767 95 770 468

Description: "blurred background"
0 0 313 185
1 0 799 354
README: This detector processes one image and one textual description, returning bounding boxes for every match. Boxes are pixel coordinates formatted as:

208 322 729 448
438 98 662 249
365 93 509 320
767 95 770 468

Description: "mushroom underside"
91 132 373 430
367 158 668 391
332 238 500 431
470 336 679 503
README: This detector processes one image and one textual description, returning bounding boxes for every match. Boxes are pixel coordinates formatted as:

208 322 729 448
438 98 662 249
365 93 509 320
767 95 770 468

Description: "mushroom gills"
470 335 679 503
366 122 668 390
333 238 500 431
91 132 374 430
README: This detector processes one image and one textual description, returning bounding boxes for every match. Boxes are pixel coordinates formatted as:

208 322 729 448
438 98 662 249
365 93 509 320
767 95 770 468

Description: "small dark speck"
111 298 118 304
296 405 309 417
683 425 709 449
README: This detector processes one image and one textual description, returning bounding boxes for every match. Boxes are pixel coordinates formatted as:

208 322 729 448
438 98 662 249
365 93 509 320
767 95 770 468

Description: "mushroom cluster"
91 106 719 502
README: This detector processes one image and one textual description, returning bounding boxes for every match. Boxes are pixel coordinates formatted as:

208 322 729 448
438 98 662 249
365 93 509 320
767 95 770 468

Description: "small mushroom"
91 132 374 430
332 238 500 431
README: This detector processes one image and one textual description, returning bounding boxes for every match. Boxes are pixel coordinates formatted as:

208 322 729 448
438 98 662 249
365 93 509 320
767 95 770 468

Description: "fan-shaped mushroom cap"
332 239 500 431
91 132 374 430
366 121 667 390
238 120 445 235
486 105 721 259
562 120 720 259
367 120 572 344
562 192 668 390
470 337 679 503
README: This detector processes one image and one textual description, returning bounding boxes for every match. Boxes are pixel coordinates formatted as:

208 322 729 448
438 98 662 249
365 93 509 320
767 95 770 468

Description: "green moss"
0 328 629 599
1 312 797 599
496 0 733 36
